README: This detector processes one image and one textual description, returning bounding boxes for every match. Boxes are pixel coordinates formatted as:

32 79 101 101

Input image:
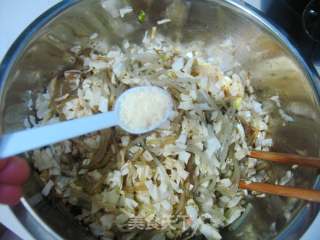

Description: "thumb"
0 159 8 171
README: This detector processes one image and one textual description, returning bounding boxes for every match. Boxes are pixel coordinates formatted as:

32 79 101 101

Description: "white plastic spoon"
0 86 172 159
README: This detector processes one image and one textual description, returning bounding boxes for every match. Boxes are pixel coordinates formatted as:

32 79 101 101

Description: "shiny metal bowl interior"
0 0 320 239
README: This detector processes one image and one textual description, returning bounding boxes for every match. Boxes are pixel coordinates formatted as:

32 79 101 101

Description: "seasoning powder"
119 87 170 132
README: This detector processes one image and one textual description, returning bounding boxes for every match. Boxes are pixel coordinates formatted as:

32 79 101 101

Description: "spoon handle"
0 111 118 159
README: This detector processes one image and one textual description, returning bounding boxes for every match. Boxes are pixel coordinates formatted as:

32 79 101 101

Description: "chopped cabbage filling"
27 24 293 240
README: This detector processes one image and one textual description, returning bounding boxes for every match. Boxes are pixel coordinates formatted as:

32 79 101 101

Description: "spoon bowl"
116 86 173 134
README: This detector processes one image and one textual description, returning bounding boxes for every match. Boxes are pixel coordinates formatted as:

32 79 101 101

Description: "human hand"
0 157 30 205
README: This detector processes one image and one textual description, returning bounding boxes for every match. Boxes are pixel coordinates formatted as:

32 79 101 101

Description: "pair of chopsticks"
239 151 320 203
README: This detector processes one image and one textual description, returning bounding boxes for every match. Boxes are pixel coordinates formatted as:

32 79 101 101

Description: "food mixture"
25 23 294 240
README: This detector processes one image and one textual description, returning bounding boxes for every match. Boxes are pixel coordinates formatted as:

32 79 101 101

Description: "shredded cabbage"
27 14 291 240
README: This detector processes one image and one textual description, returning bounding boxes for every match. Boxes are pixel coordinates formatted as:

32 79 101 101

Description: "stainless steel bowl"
0 0 319 239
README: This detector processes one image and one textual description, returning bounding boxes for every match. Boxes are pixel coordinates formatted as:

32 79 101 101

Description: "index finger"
0 157 30 185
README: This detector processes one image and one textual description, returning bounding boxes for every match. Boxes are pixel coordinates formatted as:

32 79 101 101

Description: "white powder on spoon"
119 87 171 132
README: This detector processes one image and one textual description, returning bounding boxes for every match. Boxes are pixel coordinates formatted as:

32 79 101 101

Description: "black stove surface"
262 0 320 70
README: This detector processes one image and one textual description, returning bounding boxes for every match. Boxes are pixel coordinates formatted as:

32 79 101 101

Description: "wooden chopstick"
242 151 320 202
239 181 320 203
248 151 320 169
